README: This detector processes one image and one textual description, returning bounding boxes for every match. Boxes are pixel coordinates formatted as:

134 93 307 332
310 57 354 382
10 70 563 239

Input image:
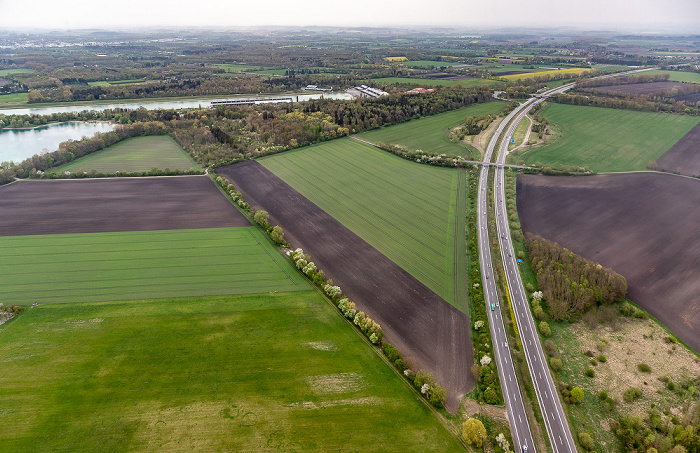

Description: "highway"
478 71 650 451
477 83 576 453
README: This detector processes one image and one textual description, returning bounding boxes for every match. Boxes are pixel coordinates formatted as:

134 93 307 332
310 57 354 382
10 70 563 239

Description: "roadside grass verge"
357 102 504 159
508 118 530 151
260 138 468 312
0 292 466 452
51 136 202 173
0 227 308 304
523 103 700 172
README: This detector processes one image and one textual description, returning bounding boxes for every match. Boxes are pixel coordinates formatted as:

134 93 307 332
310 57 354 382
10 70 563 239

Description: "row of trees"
576 73 670 88
552 93 699 115
466 168 503 405
526 233 627 321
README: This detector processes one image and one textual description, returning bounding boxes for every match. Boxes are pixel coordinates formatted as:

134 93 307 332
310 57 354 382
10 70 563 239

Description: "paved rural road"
481 69 652 452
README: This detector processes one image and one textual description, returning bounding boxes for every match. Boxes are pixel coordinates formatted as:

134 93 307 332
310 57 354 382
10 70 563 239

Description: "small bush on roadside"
550 358 563 371
539 321 552 337
638 363 651 372
578 432 595 451
599 391 607 400
585 368 595 377
598 354 606 363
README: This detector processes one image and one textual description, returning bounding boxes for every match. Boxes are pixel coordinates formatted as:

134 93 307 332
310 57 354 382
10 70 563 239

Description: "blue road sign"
517 259 523 263
511 139 515 143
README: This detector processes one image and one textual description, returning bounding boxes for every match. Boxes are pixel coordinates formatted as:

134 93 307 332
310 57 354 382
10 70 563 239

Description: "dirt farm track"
517 173 700 354
0 176 249 236
218 161 473 413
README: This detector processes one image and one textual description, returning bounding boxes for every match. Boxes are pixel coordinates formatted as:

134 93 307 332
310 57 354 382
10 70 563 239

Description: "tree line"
526 233 627 321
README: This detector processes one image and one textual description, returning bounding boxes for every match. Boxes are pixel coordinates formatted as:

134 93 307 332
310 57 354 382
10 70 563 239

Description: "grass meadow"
372 76 503 88
524 103 700 172
0 92 27 103
261 138 468 312
51 136 202 173
0 68 34 76
357 102 505 158
214 63 270 72
0 292 465 452
0 227 308 304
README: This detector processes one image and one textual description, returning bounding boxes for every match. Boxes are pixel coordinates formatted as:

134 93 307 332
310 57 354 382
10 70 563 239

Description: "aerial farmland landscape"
0 1 699 452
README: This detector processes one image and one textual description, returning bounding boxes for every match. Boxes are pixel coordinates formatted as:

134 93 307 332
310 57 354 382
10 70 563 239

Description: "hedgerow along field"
51 136 202 173
0 227 308 304
357 102 504 159
260 138 468 312
523 103 700 172
0 292 466 452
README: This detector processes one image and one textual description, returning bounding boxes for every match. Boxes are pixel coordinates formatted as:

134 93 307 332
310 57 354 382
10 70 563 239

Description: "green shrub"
623 387 642 402
667 381 675 391
598 354 606 363
539 321 552 337
590 359 597 366
382 343 401 363
578 432 595 451
598 391 607 400
638 363 651 372
484 387 499 404
550 358 563 371
604 397 615 411
429 384 447 408
585 368 595 377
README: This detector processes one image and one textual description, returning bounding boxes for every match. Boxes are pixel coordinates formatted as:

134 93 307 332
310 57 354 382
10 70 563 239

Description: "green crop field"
372 76 502 88
87 79 149 87
0 92 27 103
261 138 468 312
52 136 202 173
0 227 308 304
524 103 700 172
214 63 270 72
357 102 504 158
0 292 464 452
0 68 34 76
401 60 464 67
643 70 700 84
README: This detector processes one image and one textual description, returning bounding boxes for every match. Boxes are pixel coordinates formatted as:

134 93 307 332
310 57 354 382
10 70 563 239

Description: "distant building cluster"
352 85 388 98
302 84 332 92
405 87 436 94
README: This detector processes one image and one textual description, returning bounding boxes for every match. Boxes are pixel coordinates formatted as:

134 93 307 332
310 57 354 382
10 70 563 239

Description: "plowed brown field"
656 122 700 177
517 173 700 354
0 176 249 236
217 161 472 413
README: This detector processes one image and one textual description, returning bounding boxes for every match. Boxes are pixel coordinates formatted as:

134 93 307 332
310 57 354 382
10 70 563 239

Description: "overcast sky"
0 0 698 32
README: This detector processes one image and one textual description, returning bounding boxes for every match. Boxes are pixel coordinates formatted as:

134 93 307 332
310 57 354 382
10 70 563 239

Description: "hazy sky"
0 0 698 32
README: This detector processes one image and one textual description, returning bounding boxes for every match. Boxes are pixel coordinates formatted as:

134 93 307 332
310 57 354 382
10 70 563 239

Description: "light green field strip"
642 70 700 84
0 93 27 103
0 292 464 452
52 135 202 173
524 103 700 172
372 76 503 87
0 227 308 304
358 102 504 158
261 138 468 312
